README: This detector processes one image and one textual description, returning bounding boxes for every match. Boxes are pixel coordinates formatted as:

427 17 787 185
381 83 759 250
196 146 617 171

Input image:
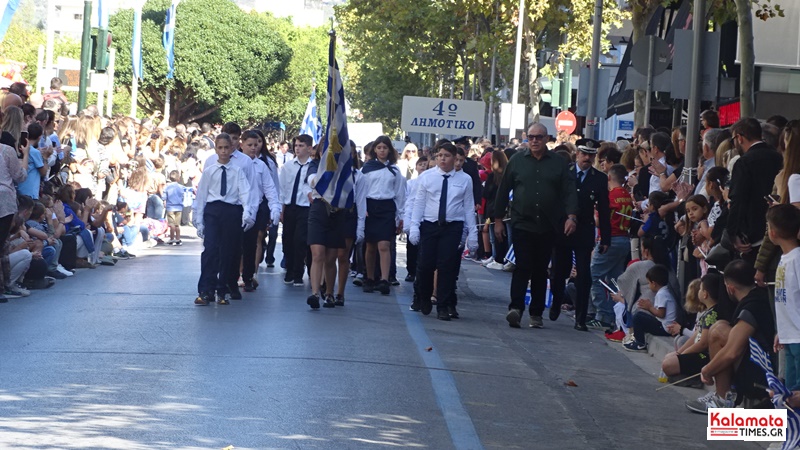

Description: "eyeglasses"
527 134 546 141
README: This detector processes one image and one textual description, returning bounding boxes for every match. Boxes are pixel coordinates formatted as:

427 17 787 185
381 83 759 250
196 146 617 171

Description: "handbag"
705 243 732 269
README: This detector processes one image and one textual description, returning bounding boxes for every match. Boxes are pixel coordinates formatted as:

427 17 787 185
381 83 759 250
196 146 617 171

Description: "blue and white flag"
162 0 178 80
314 33 354 210
132 6 143 80
95 0 109 29
300 89 321 145
749 338 800 450
0 0 21 44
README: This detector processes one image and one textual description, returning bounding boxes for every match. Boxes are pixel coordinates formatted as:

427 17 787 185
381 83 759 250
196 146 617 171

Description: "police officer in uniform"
549 139 611 331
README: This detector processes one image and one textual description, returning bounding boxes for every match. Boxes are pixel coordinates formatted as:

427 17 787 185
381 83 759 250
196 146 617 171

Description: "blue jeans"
632 311 670 344
42 245 56 267
590 236 630 324
785 343 800 391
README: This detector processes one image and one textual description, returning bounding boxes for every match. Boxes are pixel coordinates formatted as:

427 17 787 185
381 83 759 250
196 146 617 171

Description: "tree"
109 0 292 125
733 0 783 117
627 0 663 128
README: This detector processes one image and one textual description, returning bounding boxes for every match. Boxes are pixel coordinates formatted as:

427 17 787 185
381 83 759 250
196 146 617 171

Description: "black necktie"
577 170 584 184
438 174 449 226
220 166 227 196
290 164 303 206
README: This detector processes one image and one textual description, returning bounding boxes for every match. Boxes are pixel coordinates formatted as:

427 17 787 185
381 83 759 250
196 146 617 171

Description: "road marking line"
397 300 485 450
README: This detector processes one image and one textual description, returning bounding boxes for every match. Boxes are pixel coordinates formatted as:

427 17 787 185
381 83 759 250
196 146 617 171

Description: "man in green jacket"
494 123 579 329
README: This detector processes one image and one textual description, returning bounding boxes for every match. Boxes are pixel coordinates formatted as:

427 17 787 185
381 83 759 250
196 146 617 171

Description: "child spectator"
638 190 672 241
662 273 729 382
25 202 62 279
769 204 800 391
16 122 46 199
623 264 677 352
163 170 185 245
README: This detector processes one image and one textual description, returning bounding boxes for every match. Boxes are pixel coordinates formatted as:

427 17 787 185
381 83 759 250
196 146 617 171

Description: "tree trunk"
736 0 755 118
523 13 539 125
631 2 660 127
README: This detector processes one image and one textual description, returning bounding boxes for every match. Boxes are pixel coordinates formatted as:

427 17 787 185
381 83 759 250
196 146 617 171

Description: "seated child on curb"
623 264 677 352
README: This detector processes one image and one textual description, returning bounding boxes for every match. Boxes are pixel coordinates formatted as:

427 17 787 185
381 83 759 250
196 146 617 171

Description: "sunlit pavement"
0 234 766 449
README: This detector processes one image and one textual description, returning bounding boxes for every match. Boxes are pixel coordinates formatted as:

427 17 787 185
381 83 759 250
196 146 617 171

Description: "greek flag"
505 245 515 264
314 32 354 210
95 0 108 28
300 89 321 145
749 338 800 450
0 0 21 44
132 6 143 80
162 0 179 80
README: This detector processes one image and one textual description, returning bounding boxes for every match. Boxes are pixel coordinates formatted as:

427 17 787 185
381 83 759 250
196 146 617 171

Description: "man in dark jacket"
726 118 782 264
550 139 611 331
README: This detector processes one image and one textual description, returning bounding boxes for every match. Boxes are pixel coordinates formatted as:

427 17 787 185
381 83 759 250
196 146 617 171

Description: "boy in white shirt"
768 204 800 390
624 264 677 351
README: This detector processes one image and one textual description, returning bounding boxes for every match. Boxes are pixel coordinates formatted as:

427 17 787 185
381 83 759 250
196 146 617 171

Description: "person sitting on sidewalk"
685 260 776 414
623 264 677 352
661 273 732 384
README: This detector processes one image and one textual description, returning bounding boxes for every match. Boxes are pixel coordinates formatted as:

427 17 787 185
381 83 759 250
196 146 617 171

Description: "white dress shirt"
193 160 252 229
355 163 406 233
410 167 477 247
204 150 258 218
402 170 433 232
277 151 294 167
250 156 281 223
279 157 313 207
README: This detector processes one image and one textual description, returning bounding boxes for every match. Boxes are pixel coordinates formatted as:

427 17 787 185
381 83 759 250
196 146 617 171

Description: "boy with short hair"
163 170 185 245
279 134 314 287
624 264 677 351
768 204 800 390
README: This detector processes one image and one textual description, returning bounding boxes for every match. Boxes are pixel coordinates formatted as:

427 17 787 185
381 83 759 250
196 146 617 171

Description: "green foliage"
109 0 292 125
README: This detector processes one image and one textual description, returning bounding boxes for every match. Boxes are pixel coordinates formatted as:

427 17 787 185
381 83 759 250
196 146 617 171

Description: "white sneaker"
502 262 516 272
56 265 74 277
686 391 735 414
486 261 505 270
479 257 493 266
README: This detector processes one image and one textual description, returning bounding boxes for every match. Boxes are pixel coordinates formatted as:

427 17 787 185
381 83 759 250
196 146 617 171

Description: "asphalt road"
0 234 769 449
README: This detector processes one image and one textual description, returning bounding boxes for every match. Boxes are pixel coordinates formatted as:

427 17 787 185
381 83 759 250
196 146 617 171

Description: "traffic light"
539 76 561 106
91 29 112 72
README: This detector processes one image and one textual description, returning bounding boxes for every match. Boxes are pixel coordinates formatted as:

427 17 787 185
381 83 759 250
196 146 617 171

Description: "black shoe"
229 287 243 300
377 279 390 295
243 280 256 292
437 309 451 321
0 294 8 303
574 323 589 332
47 270 67 280
334 294 345 306
449 305 460 319
410 293 421 311
404 274 415 282
506 309 522 328
195 292 212 306
283 277 293 285
292 279 304 287
549 305 561 321
353 276 364 287
267 262 275 268
307 294 320 310
389 277 400 286
420 298 433 315
362 278 375 293
216 294 230 305
323 294 336 308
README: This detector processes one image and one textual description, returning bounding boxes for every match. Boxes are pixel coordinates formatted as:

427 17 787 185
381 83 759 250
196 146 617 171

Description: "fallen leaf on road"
564 380 578 387
222 446 235 450
425 347 433 352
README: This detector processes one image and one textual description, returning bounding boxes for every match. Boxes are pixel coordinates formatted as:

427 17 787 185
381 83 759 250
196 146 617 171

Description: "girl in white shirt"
356 135 405 295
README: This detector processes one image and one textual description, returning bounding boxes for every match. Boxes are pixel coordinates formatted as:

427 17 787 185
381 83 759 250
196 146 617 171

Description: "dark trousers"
58 233 77 271
509 229 554 317
241 225 259 282
551 245 592 325
265 223 278 264
406 241 419 276
198 201 243 295
632 311 670 344
416 221 463 312
282 204 309 282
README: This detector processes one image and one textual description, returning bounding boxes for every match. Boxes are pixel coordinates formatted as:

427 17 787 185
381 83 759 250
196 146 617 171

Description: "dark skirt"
342 206 357 239
255 198 270 231
365 198 396 243
307 199 346 249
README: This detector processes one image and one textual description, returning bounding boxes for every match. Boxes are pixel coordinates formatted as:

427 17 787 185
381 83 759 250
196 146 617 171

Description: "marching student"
356 135 406 295
202 122 255 300
279 134 314 287
403 156 430 283
333 144 362 307
193 133 254 306
240 130 280 292
254 129 280 269
409 143 477 320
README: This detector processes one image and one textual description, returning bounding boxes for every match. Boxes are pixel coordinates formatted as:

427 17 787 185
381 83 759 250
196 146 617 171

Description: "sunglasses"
527 134 546 141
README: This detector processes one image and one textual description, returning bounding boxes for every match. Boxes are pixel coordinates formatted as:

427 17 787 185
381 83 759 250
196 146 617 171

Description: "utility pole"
684 0 706 179
77 0 92 111
508 0 525 142
585 0 603 139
